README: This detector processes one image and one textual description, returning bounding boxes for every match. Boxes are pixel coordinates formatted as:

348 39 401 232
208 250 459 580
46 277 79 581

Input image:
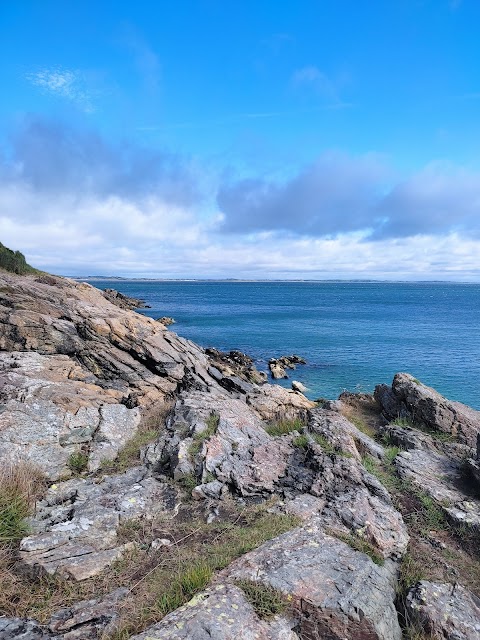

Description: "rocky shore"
0 270 479 640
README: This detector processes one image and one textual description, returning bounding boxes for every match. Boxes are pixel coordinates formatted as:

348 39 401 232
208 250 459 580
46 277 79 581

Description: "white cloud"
291 66 349 108
26 67 96 113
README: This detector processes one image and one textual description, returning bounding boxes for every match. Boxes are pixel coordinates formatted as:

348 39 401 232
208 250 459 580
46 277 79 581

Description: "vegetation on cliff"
0 242 38 275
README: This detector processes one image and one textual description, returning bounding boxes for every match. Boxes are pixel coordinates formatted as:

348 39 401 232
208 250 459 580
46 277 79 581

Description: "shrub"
68 452 89 474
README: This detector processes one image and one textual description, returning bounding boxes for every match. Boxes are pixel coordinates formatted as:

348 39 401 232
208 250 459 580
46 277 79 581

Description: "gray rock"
130 583 298 639
309 407 385 460
220 523 402 640
291 380 307 393
375 373 480 448
19 467 179 580
395 449 480 530
406 581 480 639
0 619 51 640
48 587 129 639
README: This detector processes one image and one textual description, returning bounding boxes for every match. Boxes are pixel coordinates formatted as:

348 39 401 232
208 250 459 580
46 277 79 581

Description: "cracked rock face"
19 467 179 580
375 373 480 448
219 524 402 640
406 581 480 640
394 448 480 530
130 583 299 640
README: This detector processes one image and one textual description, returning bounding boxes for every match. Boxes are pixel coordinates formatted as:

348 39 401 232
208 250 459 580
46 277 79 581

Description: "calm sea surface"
89 280 480 409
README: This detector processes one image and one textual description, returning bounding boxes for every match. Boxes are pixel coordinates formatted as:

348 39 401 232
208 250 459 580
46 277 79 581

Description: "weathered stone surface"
144 387 298 497
48 587 129 639
406 581 480 640
205 347 267 385
268 355 306 380
375 373 480 448
156 316 175 326
291 380 307 393
130 583 298 640
19 467 178 580
102 288 149 310
309 407 385 460
395 449 480 530
0 618 51 640
0 352 141 479
0 271 211 407
220 523 402 640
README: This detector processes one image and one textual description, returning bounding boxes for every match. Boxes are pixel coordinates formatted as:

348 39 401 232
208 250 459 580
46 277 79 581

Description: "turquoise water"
89 280 480 409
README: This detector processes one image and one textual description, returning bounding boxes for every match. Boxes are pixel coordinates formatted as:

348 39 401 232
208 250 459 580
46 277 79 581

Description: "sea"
88 280 480 410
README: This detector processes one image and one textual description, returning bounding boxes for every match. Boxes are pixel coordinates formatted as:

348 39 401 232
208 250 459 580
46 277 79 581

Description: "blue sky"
1 0 480 279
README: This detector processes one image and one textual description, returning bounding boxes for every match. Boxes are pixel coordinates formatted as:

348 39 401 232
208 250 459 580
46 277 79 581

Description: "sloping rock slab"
19 467 178 580
0 352 141 479
220 523 402 640
375 373 480 448
309 407 384 460
395 449 480 529
406 581 480 640
130 583 298 639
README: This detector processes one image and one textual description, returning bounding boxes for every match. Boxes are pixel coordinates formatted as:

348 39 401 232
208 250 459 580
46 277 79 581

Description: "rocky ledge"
0 270 479 640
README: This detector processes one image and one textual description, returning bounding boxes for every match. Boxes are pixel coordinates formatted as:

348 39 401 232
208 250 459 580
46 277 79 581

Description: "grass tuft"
265 417 305 436
0 461 46 546
68 452 89 474
189 413 220 457
330 530 384 566
235 579 288 619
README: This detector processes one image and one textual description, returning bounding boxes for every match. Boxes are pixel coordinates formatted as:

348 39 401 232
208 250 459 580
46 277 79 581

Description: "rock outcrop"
1 271 479 640
375 373 480 448
406 581 480 640
268 355 306 380
102 288 149 310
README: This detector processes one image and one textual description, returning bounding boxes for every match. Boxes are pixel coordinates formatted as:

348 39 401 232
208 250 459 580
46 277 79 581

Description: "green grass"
331 531 384 566
265 417 305 436
347 414 376 438
391 417 453 442
67 452 89 474
100 429 159 473
311 433 353 458
293 434 309 448
385 446 400 463
177 473 198 493
361 455 447 534
106 505 300 637
235 580 288 619
189 413 220 457
0 462 45 546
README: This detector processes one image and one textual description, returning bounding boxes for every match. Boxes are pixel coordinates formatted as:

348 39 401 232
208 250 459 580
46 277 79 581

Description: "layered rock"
406 581 480 640
19 467 178 580
268 355 306 380
375 373 480 448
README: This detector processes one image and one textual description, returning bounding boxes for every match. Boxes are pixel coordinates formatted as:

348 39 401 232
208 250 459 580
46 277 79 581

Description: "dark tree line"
0 242 37 274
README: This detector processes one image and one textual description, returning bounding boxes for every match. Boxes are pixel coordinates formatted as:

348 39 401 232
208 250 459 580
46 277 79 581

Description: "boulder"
220 523 402 640
375 373 480 448
130 583 299 639
406 581 480 639
268 355 306 380
156 316 176 326
102 288 149 310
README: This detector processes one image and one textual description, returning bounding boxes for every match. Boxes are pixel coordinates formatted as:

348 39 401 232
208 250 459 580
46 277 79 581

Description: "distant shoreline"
68 276 479 285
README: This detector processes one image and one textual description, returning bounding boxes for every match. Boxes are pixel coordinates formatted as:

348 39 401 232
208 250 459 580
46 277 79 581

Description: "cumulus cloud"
26 67 97 113
1 116 480 279
218 155 480 240
1 116 200 206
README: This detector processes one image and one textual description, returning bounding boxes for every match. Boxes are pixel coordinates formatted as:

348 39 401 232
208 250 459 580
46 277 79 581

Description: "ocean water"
89 280 480 410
